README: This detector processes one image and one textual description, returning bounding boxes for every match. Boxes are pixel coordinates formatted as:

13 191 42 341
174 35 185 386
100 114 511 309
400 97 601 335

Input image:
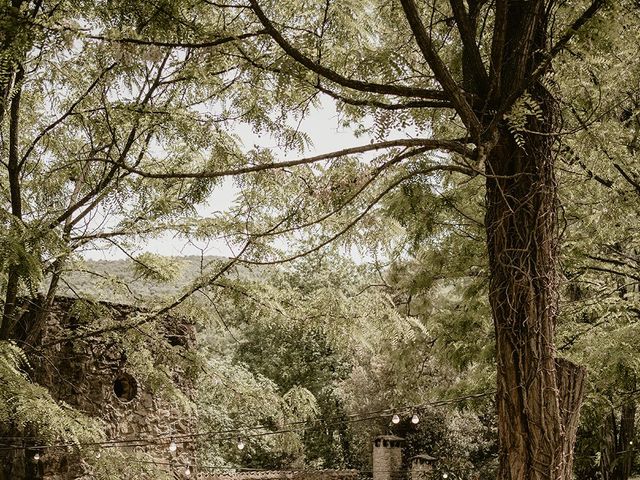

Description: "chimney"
372 435 405 480
410 454 437 480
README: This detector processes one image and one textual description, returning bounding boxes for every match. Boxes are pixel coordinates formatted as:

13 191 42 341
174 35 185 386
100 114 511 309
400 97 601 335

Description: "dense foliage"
1 0 640 479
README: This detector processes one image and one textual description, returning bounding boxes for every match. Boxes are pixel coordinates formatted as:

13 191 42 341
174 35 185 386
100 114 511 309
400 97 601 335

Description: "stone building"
2 296 196 479
2 296 439 480
372 435 437 480
372 435 405 480
409 454 437 480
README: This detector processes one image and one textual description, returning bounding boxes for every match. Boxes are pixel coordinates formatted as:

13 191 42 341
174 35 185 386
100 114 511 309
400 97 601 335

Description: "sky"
83 98 367 260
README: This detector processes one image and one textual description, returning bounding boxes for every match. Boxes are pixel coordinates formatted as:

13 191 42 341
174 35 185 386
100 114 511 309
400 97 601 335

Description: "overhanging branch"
84 30 266 49
105 138 474 179
240 162 474 266
248 0 448 101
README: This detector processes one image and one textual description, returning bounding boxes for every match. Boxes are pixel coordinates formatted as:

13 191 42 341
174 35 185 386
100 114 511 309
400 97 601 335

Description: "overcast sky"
83 99 366 260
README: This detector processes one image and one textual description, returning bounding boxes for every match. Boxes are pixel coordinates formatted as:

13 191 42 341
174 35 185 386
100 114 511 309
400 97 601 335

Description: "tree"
0 1 283 476
554 17 640 477
191 1 612 478
2 1 636 478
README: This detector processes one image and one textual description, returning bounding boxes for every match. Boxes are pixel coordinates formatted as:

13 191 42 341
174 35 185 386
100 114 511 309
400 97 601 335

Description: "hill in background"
56 255 251 305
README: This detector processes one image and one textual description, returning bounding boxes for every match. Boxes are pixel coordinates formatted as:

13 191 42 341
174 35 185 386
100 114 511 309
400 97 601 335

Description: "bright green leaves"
504 92 545 149
0 340 105 445
133 252 183 282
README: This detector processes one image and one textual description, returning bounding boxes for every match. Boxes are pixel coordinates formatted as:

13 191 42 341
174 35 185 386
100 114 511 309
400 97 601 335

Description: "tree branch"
546 0 606 66
105 138 473 179
316 81 453 110
84 30 265 49
233 45 453 110
400 0 482 136
37 209 301 345
248 0 448 101
258 147 443 239
240 163 474 266
448 0 489 91
614 163 640 195
496 0 606 117
19 63 116 169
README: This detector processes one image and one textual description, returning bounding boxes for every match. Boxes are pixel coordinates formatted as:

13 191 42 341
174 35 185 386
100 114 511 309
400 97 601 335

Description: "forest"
0 0 639 479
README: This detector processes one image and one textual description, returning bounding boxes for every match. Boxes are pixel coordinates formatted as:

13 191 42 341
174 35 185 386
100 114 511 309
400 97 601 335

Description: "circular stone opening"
113 372 138 403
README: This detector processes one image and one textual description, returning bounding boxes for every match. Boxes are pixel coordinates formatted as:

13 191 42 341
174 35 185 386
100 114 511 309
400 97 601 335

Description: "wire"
0 391 494 452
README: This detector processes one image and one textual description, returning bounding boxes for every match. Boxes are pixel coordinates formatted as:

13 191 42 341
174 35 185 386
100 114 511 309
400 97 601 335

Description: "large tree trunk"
484 70 587 480
483 3 587 479
485 120 587 480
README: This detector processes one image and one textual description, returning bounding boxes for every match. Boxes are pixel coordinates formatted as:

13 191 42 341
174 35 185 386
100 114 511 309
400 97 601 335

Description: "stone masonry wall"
372 436 404 480
13 297 196 479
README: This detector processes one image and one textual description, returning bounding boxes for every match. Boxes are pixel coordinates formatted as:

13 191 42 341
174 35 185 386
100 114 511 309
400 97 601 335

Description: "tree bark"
483 4 587 479
600 378 637 480
601 410 616 480
1 64 24 340
615 399 636 480
485 119 587 480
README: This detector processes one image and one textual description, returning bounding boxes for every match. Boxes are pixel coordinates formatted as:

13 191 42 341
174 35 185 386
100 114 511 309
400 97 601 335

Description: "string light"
185 465 191 477
0 391 495 454
411 414 419 424
391 414 400 424
33 452 40 461
96 451 101 459
237 438 245 450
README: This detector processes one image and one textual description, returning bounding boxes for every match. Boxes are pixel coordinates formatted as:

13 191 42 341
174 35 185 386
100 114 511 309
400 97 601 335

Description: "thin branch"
50 53 171 229
316 81 453 110
39 243 250 347
613 163 640 195
38 210 300 345
257 147 441 239
19 64 116 169
546 0 606 66
83 30 266 49
105 138 473 179
580 265 640 283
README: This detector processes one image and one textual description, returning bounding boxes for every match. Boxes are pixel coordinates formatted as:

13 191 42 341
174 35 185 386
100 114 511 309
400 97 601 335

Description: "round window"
113 373 138 403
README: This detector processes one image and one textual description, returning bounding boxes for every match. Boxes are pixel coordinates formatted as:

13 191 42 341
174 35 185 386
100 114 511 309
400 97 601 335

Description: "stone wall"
203 470 360 480
7 296 196 479
372 436 405 480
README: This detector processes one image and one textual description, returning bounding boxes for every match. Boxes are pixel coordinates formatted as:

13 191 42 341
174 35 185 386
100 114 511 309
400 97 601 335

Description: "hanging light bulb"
237 438 245 450
169 440 177 453
411 414 419 424
442 474 449 479
33 452 41 461
185 466 191 477
391 414 400 424
96 451 101 459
